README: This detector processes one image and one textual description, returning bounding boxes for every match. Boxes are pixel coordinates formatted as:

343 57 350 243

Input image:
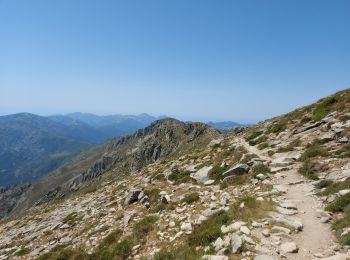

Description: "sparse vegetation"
181 192 200 204
62 212 83 226
15 248 31 256
220 175 249 189
154 244 204 260
326 193 350 212
144 188 161 204
188 210 230 247
245 130 263 142
319 179 350 196
276 139 301 153
133 215 159 239
37 245 87 260
208 165 229 181
315 179 334 190
229 196 275 223
313 97 337 121
268 122 287 134
257 142 269 150
299 143 328 162
168 169 193 184
298 160 319 180
252 163 271 177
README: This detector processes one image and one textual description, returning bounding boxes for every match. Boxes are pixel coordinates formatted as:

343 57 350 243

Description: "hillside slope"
3 118 220 219
1 89 349 260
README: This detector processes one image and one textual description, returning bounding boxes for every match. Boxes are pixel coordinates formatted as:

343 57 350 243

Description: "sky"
0 0 349 123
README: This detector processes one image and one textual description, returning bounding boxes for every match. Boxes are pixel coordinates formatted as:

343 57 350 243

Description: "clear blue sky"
0 0 349 123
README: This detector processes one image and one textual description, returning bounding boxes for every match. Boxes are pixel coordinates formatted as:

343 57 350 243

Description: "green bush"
154 244 203 260
37 245 87 260
313 97 337 121
268 122 287 134
229 196 275 222
315 179 334 189
62 212 82 226
188 210 230 247
245 130 263 142
326 193 350 212
276 139 301 153
320 179 350 196
252 163 270 177
111 236 134 259
144 188 161 204
298 160 319 180
15 248 31 256
299 144 328 162
133 215 159 239
208 165 229 181
257 142 269 150
168 169 193 184
181 192 200 204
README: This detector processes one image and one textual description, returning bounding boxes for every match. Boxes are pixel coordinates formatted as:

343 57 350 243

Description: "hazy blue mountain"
50 113 161 140
0 113 90 186
208 121 245 132
0 112 161 186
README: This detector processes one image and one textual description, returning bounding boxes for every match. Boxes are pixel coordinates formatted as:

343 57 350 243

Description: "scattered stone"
191 166 213 184
180 222 192 232
222 164 249 178
214 237 224 252
262 229 270 237
231 233 243 254
280 242 298 254
240 226 251 235
125 188 142 204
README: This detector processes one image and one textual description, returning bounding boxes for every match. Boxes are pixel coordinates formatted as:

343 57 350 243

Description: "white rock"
280 242 298 254
231 234 242 254
240 226 251 235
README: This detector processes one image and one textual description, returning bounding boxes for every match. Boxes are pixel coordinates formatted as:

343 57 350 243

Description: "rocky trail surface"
240 136 348 260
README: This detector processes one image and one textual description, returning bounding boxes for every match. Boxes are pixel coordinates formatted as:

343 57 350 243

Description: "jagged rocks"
125 188 142 204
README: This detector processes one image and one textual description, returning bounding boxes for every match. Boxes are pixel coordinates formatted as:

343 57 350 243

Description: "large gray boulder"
125 188 142 204
222 164 249 178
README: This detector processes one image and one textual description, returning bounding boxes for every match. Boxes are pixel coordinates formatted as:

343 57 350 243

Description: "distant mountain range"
0 112 162 186
207 121 246 132
0 112 244 187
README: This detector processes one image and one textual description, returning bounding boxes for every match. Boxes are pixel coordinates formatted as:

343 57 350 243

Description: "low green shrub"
326 193 350 212
229 196 275 223
313 97 337 121
133 215 159 239
315 179 334 189
187 210 230 247
168 169 193 184
299 144 328 162
320 179 350 196
252 163 270 177
154 244 204 260
298 160 319 180
181 192 200 204
208 165 229 181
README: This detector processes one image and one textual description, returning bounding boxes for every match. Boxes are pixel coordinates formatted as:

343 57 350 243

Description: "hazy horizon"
1 1 349 123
